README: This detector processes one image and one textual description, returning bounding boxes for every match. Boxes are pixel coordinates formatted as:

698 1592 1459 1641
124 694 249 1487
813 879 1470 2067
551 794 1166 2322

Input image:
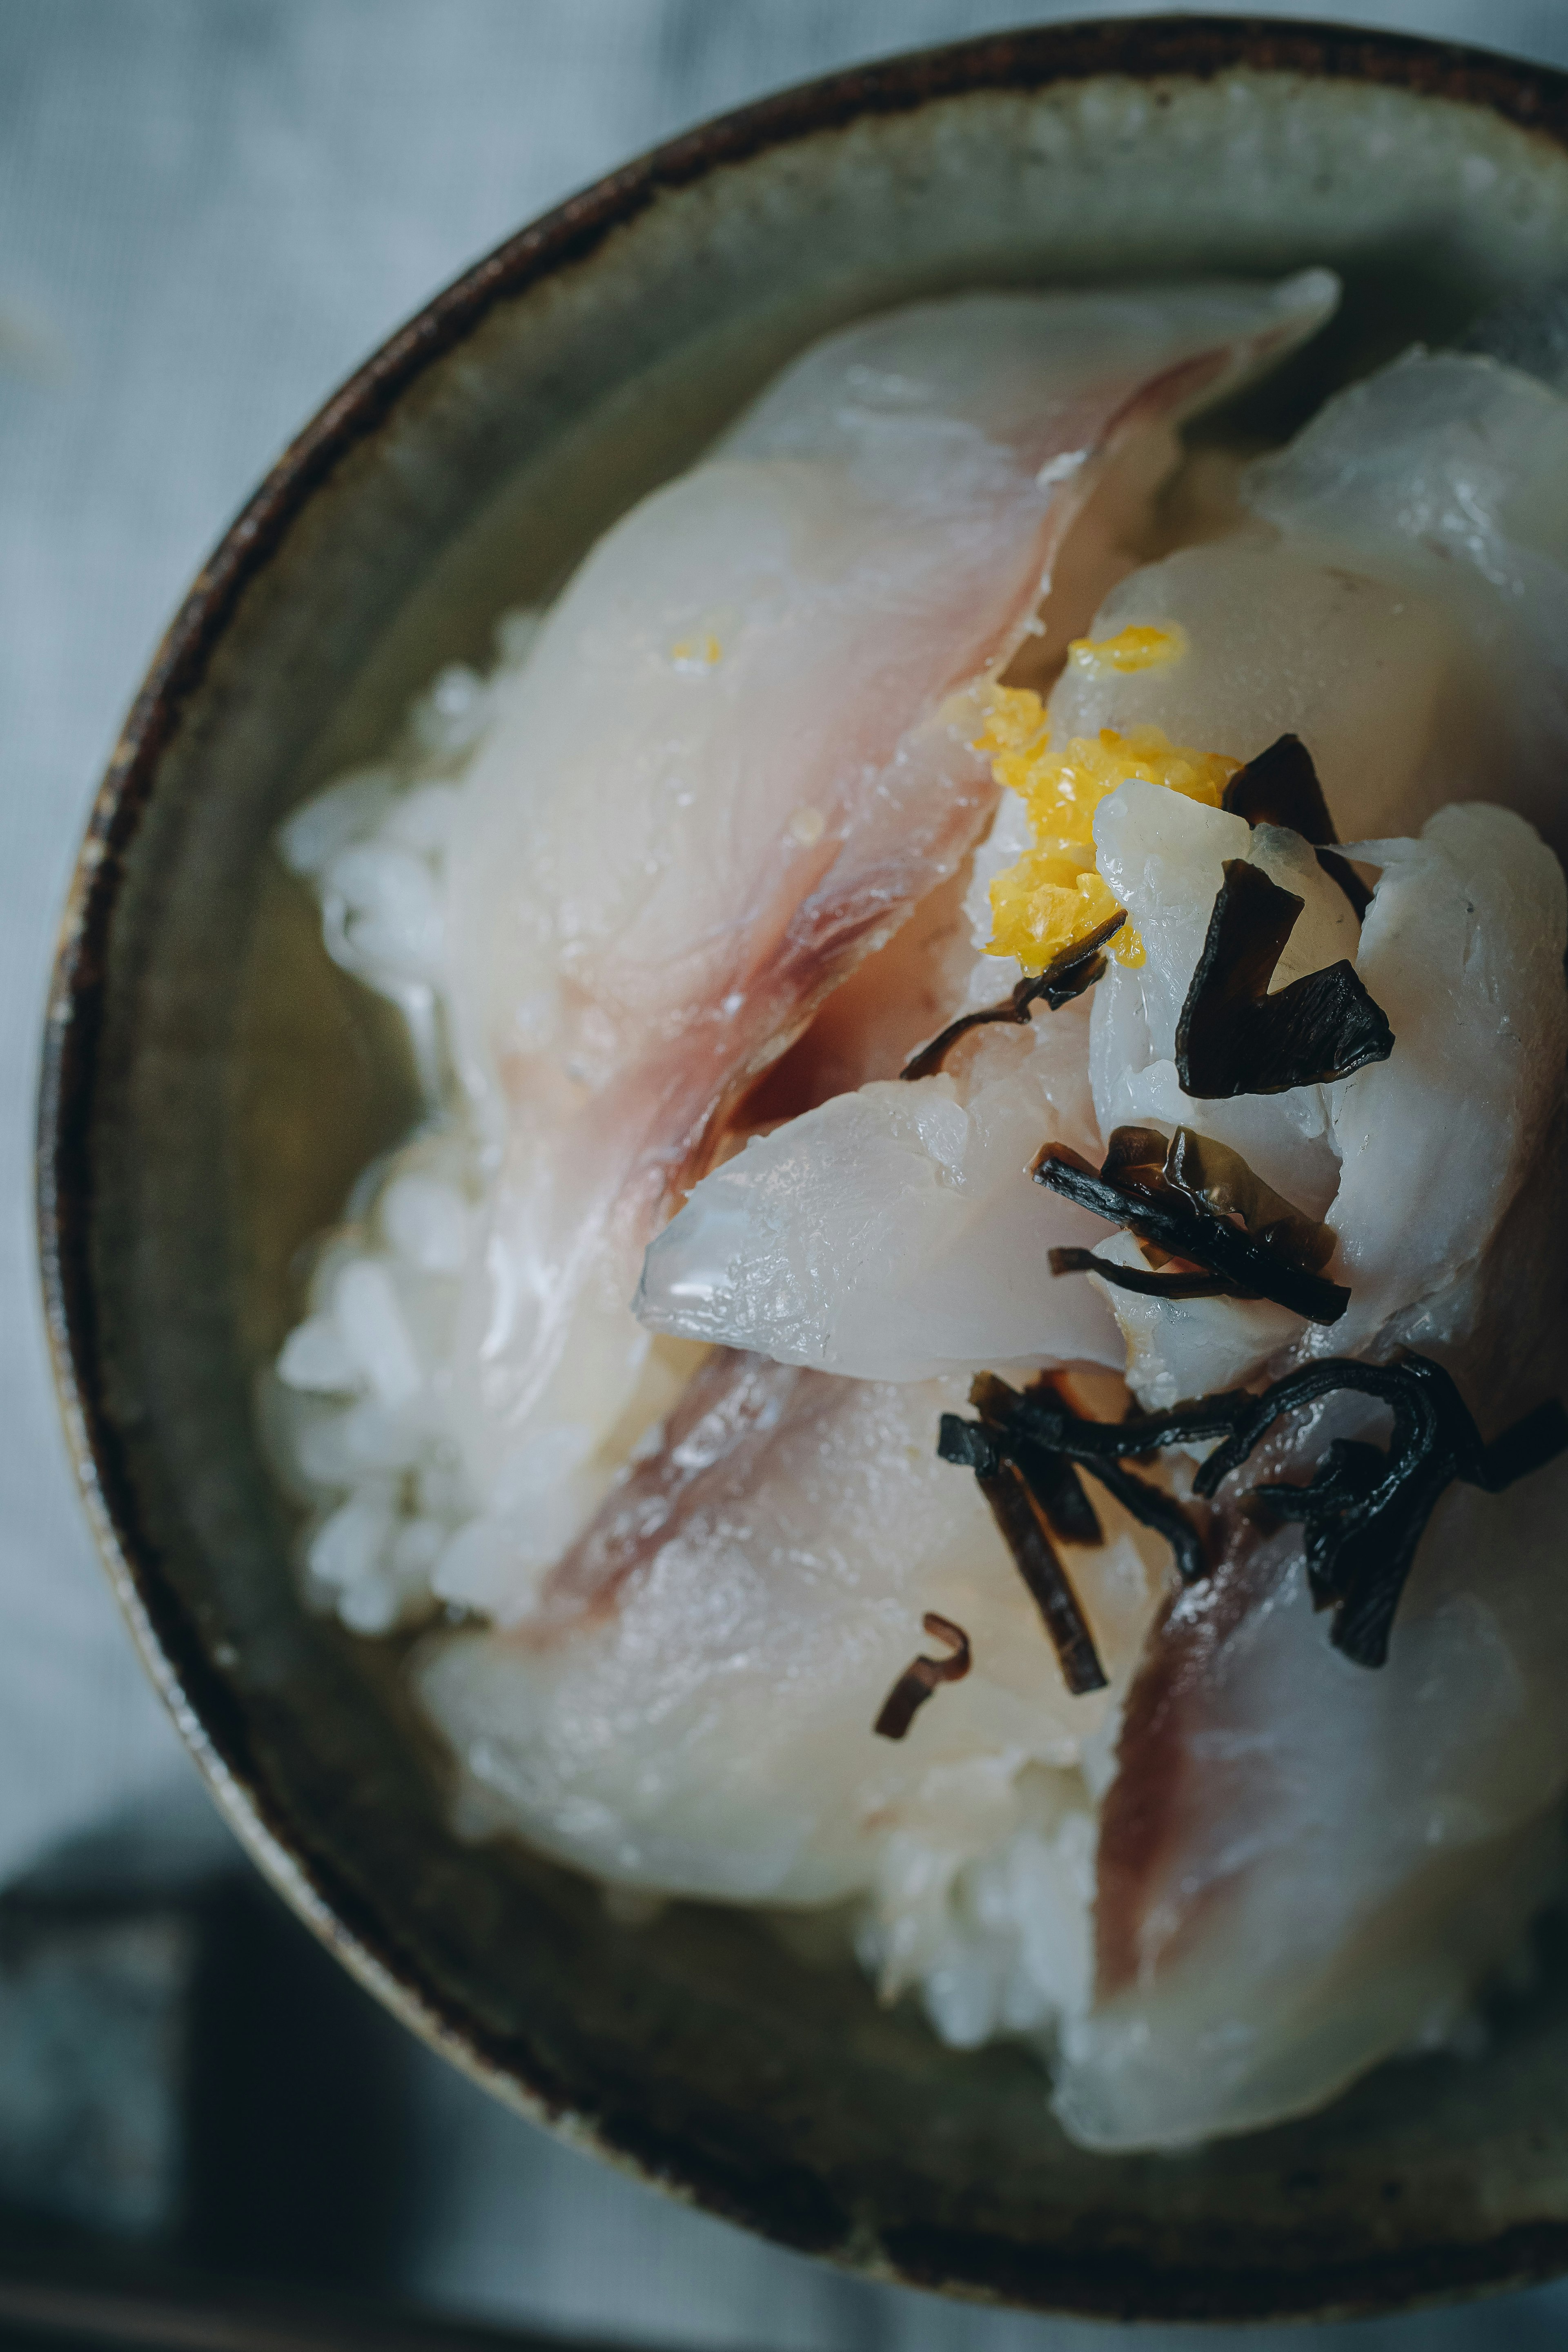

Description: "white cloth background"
6 3 1568 2343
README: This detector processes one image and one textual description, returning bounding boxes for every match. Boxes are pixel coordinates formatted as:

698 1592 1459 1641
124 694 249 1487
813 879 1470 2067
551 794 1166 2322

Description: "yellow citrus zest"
976 687 1238 975
670 633 722 670
1067 621 1188 677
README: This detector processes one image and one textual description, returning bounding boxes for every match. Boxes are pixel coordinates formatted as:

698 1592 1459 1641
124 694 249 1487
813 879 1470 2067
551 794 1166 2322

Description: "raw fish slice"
434 277 1340 1510
635 1004 1123 1381
418 1350 1160 1907
1047 351 1568 855
636 786 1358 1388
1034 539 1490 859
1087 797 1566 1407
1060 1453 1568 2149
1065 1156 1568 2152
1326 804 1568 1354
1059 826 1568 2149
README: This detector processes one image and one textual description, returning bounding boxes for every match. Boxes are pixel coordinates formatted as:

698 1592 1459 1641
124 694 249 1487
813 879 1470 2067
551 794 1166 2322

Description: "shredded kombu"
1223 732 1374 919
939 1379 1110 1693
899 915 1125 1083
939 1356 1568 1671
874 1610 973 1739
1176 858 1393 1099
1036 1127 1348 1324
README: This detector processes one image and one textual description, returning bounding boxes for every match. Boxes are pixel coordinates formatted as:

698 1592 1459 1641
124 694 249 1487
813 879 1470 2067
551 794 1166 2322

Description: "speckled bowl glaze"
37 16 1568 2321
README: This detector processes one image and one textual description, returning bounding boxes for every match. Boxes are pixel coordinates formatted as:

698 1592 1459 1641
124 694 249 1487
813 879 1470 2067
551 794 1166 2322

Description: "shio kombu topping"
1047 1250 1235 1302
945 1373 1208 1596
939 1355 1568 1672
941 1383 1108 1694
900 914 1126 1083
1223 732 1374 918
873 1610 973 1739
1175 860 1394 1099
1036 1126 1348 1325
1224 732 1336 842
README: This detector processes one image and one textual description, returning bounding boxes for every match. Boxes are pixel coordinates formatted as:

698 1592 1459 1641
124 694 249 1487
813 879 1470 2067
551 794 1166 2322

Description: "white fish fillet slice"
1050 350 1568 853
656 350 1568 1405
635 1004 1123 1380
419 1349 1160 1907
630 339 1568 2154
1058 812 1568 2149
635 788 1359 1390
1085 797 1567 1411
1064 1286 1568 2156
1326 804 1568 1353
1058 1453 1568 2150
433 276 1339 1502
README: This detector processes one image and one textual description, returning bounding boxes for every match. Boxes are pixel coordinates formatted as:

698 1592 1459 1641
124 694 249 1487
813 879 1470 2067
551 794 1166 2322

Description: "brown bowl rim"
35 13 1568 2323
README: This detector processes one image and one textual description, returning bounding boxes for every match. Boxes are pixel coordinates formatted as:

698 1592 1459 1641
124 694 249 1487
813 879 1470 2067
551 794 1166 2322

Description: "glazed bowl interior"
40 20 1568 2323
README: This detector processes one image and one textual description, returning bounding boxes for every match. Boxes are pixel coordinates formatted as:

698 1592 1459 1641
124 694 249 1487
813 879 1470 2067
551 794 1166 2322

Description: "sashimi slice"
433 276 1339 1513
1045 350 1568 855
635 785 1361 1388
1083 797 1566 1408
1325 803 1568 1354
418 1348 1161 1907
1056 810 1568 2149
1059 1457 1568 2149
635 1003 1123 1381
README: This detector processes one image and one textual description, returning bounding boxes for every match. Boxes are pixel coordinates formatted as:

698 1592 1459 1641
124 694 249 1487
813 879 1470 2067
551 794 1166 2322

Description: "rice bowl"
40 20 1568 2317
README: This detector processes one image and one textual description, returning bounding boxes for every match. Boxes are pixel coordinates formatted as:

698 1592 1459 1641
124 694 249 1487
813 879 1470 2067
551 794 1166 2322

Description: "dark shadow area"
183 1873 410 2287
0 1849 478 2339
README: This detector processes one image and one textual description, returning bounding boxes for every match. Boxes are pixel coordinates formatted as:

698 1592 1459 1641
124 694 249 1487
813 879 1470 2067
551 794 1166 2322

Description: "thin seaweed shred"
973 1372 1103 1545
1224 733 1336 842
1175 860 1393 1099
947 1373 1209 1592
1223 732 1374 917
873 1611 973 1739
940 1354 1568 1669
1047 1248 1236 1301
1035 1127 1348 1324
900 914 1125 1083
938 1404 1108 1692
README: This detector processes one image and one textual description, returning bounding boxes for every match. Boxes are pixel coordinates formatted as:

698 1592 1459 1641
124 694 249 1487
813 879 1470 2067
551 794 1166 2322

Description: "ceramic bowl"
38 16 1568 2322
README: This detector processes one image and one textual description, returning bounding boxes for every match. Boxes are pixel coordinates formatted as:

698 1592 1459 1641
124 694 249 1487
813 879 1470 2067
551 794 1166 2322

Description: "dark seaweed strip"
1222 733 1374 918
969 1372 1102 1545
942 1401 1207 1592
1034 1142 1349 1325
935 1416 1108 1692
1068 1455 1210 1587
1187 1357 1568 1666
873 1610 972 1740
942 1353 1568 1670
1478 1399 1568 1489
1188 1356 1451 1498
1223 733 1337 844
938 1411 1004 1477
1157 1126 1334 1272
1174 860 1393 1099
1047 1245 1242 1302
980 1376 1252 1463
899 914 1125 1083
975 1459 1108 1695
1249 1438 1389 1608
